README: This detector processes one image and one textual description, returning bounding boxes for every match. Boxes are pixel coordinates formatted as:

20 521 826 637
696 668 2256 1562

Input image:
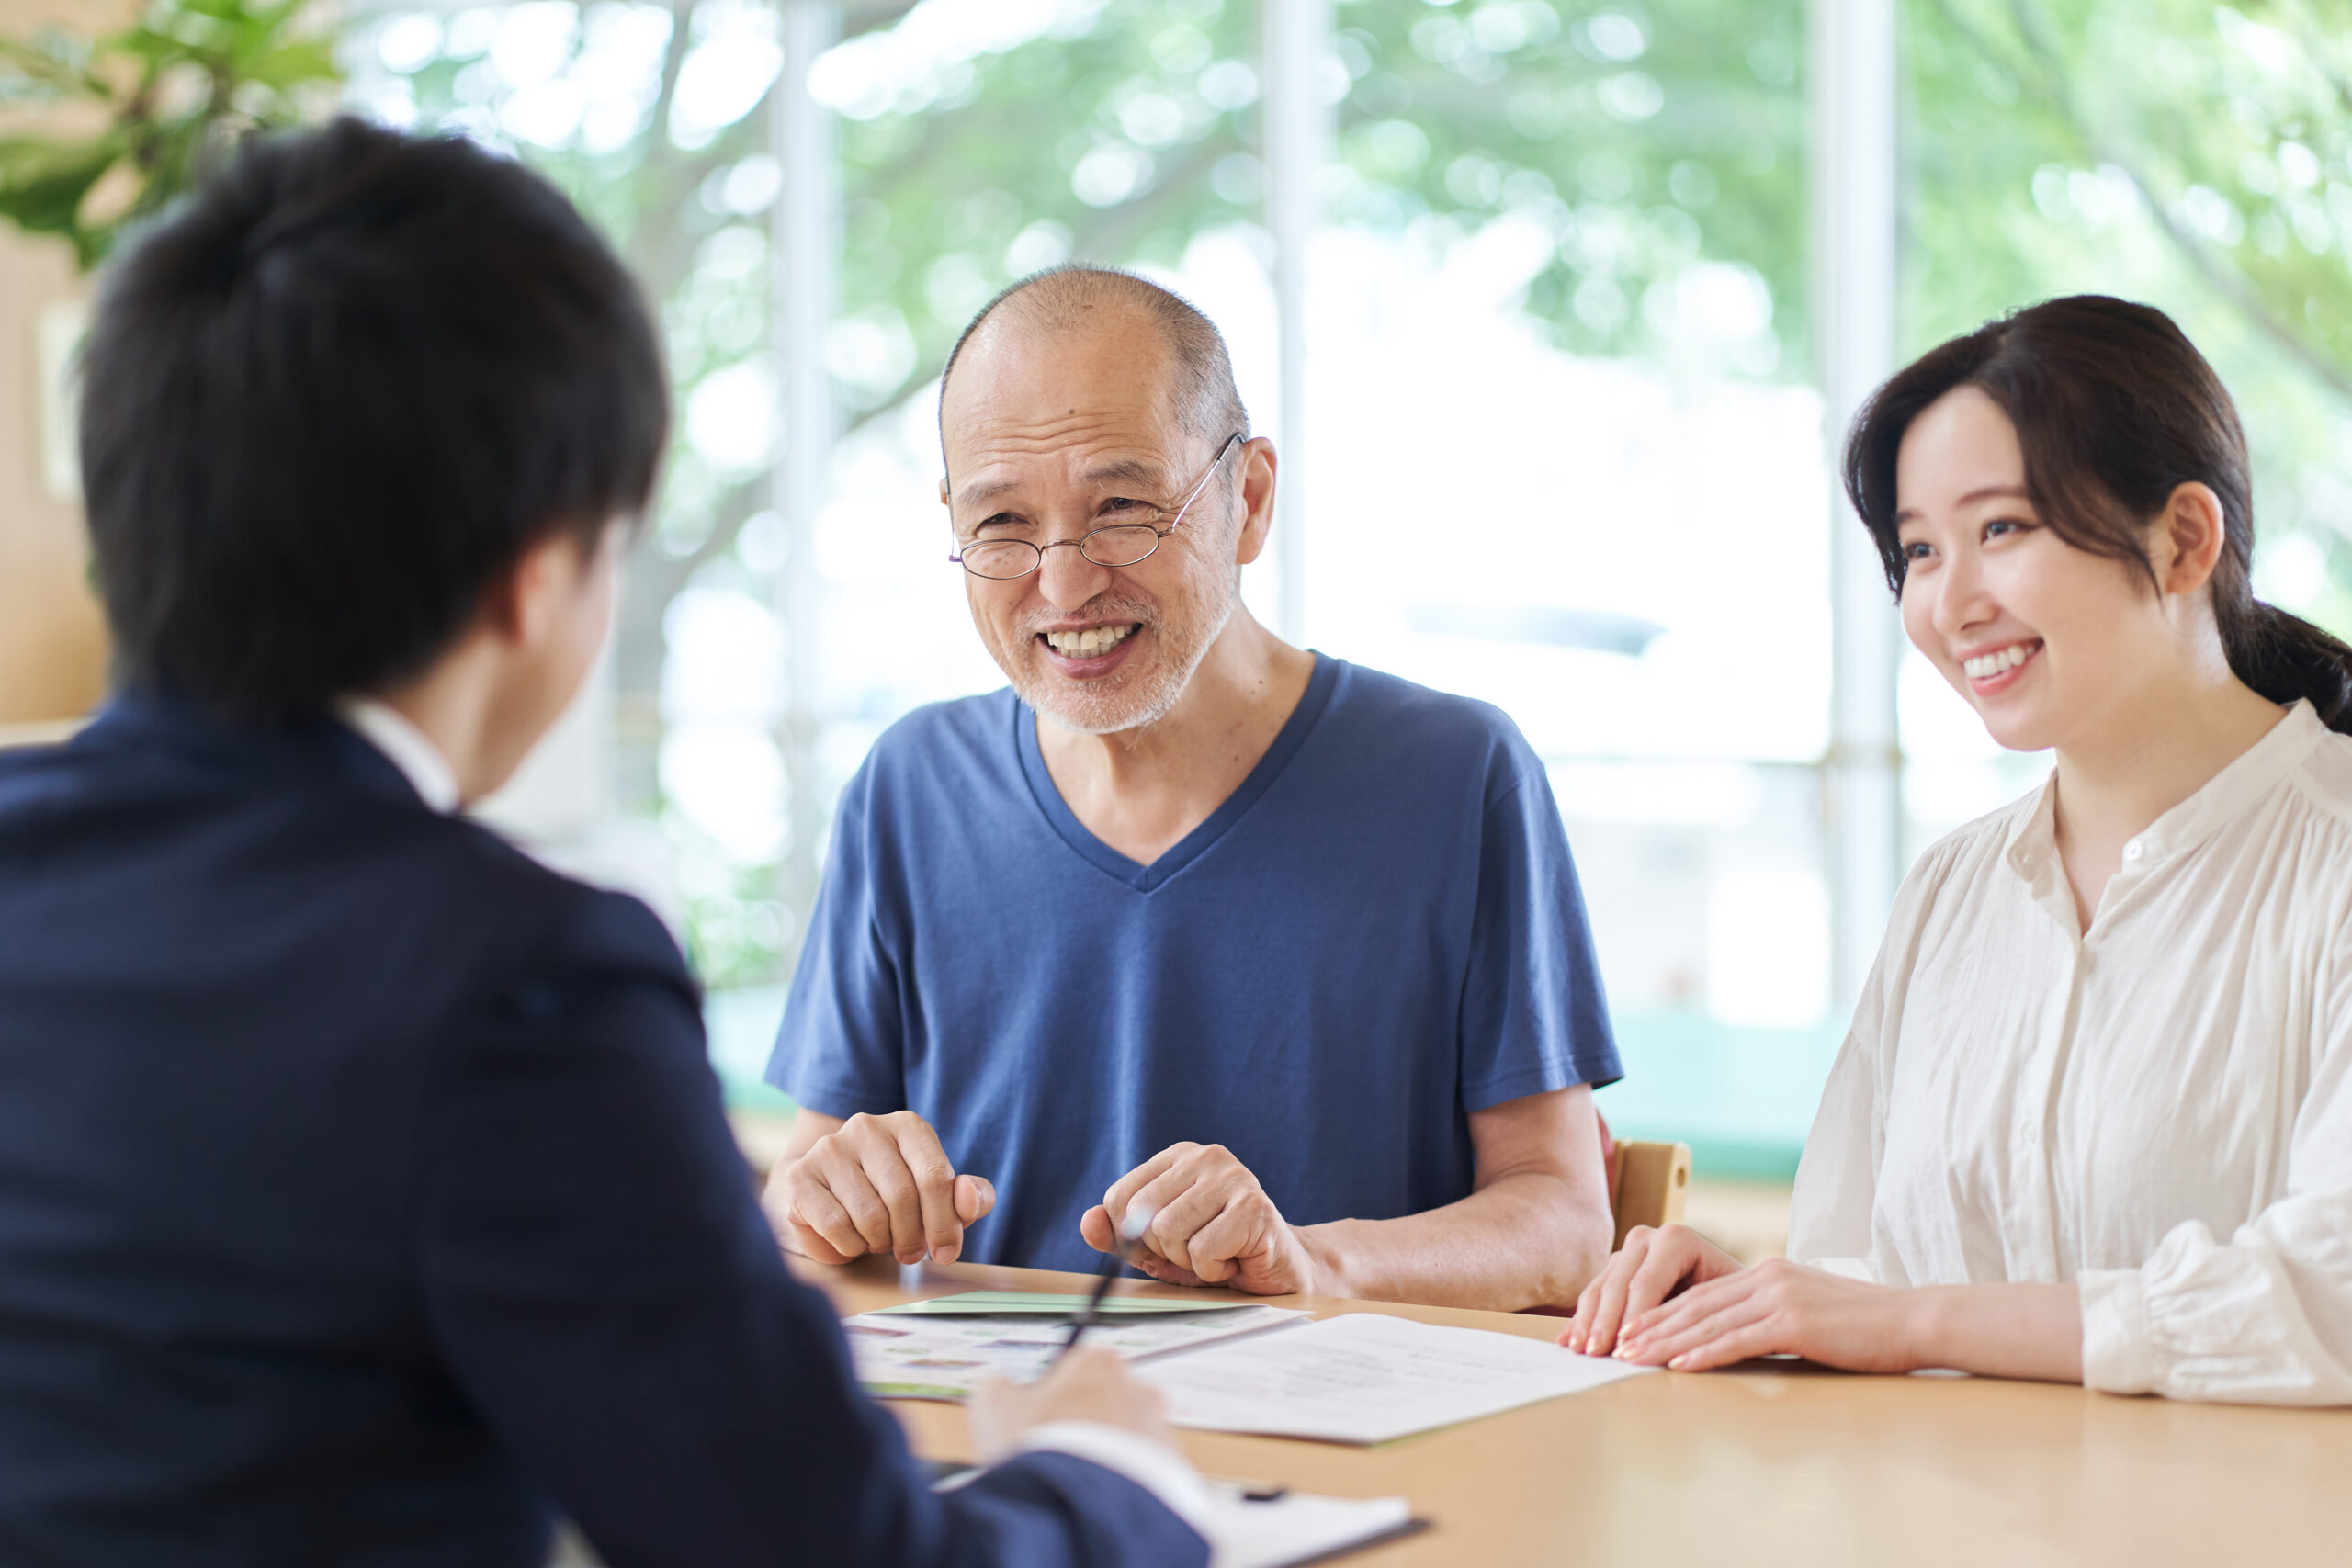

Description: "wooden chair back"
1516 1122 1696 1318
1609 1140 1692 1251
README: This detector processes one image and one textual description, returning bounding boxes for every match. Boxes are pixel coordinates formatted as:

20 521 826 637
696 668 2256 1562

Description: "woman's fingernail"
1668 1355 1687 1370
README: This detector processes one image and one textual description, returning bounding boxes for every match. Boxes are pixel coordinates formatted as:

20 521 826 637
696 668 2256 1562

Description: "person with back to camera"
1565 295 2352 1405
0 118 1211 1565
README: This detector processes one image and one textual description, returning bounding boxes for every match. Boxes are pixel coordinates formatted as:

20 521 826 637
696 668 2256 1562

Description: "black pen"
1053 1205 1156 1366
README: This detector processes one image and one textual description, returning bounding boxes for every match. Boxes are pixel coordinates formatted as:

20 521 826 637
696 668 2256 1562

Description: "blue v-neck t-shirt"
765 655 1620 1273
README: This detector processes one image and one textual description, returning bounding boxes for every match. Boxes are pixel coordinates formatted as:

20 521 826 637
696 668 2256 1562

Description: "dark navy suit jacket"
0 697 1204 1568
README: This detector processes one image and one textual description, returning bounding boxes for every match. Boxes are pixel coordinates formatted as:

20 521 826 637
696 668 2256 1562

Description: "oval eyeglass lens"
1083 525 1161 567
960 540 1038 579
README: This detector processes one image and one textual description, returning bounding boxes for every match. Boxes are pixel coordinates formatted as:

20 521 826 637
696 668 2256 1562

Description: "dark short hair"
937 265 1249 464
1845 294 2352 732
79 117 668 723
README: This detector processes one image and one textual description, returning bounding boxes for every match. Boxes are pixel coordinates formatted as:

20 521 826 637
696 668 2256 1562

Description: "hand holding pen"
1055 1204 1158 1365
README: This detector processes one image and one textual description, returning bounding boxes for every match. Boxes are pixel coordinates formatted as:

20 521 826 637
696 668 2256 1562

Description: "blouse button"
2124 840 2143 862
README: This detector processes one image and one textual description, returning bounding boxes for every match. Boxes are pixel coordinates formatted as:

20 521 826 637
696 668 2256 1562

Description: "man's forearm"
1294 1172 1612 1311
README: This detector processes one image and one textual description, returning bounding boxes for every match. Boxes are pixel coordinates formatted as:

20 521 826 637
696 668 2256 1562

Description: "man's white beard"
1021 581 1237 739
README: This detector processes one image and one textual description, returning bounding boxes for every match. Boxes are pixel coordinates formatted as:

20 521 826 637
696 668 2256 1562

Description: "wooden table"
802 1256 2352 1567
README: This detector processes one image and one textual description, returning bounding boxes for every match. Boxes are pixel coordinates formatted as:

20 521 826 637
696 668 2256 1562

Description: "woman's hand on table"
1600 1258 1931 1372
1560 1224 1746 1356
967 1347 1182 1463
1563 1224 1921 1371
1564 1230 2085 1380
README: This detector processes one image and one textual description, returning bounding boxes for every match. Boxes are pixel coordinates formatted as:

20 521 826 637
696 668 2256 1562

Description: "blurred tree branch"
1928 0 2352 403
0 0 340 269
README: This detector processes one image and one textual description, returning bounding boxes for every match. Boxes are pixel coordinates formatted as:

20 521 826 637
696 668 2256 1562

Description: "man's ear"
1231 438 1279 567
482 529 589 648
2155 481 2228 598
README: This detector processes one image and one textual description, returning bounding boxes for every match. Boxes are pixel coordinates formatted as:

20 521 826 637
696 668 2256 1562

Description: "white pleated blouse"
1788 699 2352 1404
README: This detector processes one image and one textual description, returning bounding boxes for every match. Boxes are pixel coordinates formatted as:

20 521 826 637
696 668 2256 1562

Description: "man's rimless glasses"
949 432 1245 581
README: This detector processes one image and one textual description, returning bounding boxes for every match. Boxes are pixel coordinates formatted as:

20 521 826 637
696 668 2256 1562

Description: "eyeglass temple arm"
1164 432 1247 535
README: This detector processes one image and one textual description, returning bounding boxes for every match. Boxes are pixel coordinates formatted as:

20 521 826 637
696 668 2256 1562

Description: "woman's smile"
1960 637 2043 695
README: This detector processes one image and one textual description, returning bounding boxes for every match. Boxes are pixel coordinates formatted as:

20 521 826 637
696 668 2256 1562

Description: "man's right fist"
761 1109 995 1266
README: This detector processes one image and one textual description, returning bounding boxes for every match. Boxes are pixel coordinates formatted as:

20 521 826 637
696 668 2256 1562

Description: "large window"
350 0 2352 1175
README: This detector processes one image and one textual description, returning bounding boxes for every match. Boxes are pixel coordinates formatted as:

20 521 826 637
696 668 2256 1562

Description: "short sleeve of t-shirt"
1462 764 1619 1109
770 762 906 1118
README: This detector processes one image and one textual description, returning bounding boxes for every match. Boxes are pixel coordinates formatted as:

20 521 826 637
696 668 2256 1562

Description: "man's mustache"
1022 596 1159 636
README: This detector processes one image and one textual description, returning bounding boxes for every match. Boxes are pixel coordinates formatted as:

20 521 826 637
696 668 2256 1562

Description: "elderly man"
762 267 1619 1310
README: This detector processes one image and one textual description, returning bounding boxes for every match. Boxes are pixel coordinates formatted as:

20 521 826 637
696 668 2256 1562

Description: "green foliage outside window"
820 0 1806 406
356 0 2352 987
0 0 340 270
14 0 2351 985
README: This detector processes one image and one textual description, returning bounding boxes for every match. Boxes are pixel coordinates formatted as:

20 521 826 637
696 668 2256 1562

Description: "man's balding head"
939 266 1249 460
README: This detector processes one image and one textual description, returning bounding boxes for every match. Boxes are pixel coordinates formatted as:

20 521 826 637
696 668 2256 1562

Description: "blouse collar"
2002 699 2324 888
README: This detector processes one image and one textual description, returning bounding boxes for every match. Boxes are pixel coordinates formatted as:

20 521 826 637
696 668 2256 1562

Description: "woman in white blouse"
1565 295 2352 1404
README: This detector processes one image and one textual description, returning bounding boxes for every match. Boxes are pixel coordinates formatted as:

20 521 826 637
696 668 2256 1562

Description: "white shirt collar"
2001 698 2319 886
334 696 461 815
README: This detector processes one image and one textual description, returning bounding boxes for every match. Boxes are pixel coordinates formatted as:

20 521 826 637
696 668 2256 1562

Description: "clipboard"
926 1461 1429 1567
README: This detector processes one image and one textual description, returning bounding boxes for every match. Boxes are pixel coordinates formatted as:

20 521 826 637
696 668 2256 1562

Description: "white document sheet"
846 1305 1309 1399
1193 1483 1417 1568
1137 1310 1654 1444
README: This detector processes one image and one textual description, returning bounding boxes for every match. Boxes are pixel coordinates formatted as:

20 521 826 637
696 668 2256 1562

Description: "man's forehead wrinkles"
957 415 1136 451
953 443 1177 511
946 403 1185 499
951 396 1163 441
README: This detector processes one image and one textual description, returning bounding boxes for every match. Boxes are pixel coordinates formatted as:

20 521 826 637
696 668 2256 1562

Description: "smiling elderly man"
760 266 1621 1309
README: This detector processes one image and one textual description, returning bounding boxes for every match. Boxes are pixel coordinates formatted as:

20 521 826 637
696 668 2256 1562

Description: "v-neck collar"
1015 652 1340 893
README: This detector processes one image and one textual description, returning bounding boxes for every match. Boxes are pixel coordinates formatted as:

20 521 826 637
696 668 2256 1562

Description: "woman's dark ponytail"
2222 602 2352 733
1845 295 2352 736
